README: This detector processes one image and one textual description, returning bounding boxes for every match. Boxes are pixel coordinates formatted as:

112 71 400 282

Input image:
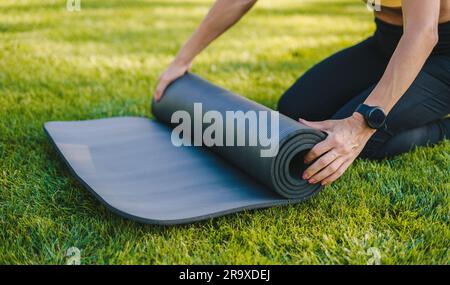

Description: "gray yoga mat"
45 73 326 225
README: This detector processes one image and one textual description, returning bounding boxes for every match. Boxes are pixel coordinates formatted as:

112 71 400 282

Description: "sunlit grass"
0 0 448 264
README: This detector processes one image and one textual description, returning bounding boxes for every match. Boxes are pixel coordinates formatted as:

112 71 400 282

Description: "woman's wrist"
350 112 376 136
173 54 193 68
173 59 191 69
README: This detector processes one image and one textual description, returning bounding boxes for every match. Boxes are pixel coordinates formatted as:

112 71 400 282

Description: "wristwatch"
355 104 386 129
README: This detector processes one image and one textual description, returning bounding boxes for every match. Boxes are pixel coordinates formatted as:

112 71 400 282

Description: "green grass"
0 0 449 265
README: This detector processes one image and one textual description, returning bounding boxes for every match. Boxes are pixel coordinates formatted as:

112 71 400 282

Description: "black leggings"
278 18 450 159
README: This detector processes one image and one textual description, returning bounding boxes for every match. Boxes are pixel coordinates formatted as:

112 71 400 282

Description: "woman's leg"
332 55 450 159
370 119 450 158
277 36 390 121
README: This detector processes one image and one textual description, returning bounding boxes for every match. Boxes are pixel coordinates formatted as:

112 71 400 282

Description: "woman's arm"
300 0 441 185
154 0 257 101
364 0 440 113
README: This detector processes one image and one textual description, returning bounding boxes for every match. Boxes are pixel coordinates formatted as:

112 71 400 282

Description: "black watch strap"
355 104 386 130
355 104 372 118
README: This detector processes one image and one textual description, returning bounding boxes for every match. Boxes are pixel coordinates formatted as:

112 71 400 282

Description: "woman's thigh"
333 55 450 128
277 36 389 121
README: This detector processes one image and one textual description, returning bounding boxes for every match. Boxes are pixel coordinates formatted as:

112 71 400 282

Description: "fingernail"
302 173 308 179
321 181 327 186
308 179 315 184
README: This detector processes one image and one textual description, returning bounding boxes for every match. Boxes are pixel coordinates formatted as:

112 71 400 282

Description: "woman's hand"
299 113 376 185
154 59 191 102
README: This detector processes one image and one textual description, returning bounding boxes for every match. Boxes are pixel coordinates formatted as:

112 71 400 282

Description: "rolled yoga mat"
45 73 326 225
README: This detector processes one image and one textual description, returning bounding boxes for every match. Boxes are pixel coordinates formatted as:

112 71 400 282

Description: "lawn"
0 0 449 265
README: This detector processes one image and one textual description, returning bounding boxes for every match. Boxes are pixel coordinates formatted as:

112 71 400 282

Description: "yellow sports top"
366 0 402 8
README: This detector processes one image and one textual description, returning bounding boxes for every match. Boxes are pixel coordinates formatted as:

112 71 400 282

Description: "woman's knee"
277 88 303 119
277 78 326 121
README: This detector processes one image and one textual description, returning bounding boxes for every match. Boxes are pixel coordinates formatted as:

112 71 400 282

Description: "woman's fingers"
301 116 374 186
154 77 170 102
154 61 191 102
303 138 333 164
321 158 353 185
303 150 339 180
307 156 346 184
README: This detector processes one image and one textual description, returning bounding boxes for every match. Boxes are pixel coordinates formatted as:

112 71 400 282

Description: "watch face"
368 108 386 128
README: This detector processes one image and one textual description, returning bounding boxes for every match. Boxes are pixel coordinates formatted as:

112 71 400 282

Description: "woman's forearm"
363 29 438 114
174 0 257 65
154 0 257 100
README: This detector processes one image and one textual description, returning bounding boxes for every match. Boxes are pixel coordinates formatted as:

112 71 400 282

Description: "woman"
154 0 450 186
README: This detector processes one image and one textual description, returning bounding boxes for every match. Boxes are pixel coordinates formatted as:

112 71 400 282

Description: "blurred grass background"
0 0 448 264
